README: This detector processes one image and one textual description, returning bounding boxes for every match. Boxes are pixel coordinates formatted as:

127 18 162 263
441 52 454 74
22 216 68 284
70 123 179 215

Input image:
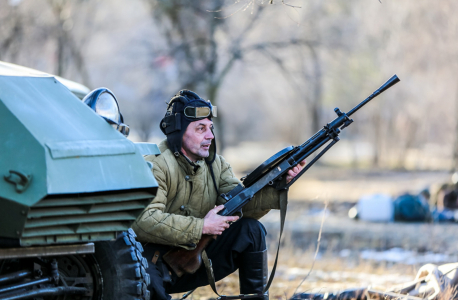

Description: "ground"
171 167 457 299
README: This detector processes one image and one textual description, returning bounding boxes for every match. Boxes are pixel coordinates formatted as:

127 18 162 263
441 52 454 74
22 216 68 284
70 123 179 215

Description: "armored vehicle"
0 61 159 300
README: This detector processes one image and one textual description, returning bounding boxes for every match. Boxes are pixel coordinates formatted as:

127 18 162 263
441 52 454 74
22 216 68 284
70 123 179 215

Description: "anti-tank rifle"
163 75 401 278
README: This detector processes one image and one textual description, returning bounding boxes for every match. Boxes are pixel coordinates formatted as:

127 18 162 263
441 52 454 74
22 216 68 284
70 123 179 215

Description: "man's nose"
205 129 214 139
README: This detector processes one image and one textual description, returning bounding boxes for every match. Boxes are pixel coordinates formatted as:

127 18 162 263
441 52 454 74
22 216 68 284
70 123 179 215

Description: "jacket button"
180 205 185 211
185 176 190 181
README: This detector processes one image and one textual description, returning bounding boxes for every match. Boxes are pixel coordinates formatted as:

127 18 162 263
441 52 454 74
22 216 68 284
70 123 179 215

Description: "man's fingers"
212 205 225 213
205 213 240 236
226 216 239 222
285 159 307 184
288 170 297 177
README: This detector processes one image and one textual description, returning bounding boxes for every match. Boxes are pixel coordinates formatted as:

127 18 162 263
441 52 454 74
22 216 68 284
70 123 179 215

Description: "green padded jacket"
131 140 281 249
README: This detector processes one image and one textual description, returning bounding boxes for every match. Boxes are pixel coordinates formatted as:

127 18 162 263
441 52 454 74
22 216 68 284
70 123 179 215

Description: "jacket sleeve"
131 161 204 249
215 156 242 205
216 156 281 220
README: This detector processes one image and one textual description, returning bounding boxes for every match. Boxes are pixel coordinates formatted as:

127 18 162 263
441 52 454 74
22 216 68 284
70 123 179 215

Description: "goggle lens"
184 106 217 118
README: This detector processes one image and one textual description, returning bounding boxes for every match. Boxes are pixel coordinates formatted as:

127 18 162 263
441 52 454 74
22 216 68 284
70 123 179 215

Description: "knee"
238 218 267 246
238 217 266 234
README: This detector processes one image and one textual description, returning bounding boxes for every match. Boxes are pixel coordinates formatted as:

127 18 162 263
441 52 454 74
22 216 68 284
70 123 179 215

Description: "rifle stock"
163 75 400 277
163 235 214 277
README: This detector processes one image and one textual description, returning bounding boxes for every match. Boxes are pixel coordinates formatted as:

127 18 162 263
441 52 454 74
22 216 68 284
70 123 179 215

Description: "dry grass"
170 168 458 300
170 248 418 300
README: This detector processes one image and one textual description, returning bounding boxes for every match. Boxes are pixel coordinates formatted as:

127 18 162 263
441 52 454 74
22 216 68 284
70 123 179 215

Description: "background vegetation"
2 0 458 170
2 0 458 298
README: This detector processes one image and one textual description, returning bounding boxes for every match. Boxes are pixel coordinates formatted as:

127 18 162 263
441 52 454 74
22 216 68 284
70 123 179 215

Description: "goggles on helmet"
183 105 217 119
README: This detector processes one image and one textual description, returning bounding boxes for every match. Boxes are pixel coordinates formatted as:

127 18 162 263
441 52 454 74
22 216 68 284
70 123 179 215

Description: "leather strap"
203 250 265 300
162 114 181 134
201 188 289 300
264 188 288 292
151 251 160 265
202 250 219 295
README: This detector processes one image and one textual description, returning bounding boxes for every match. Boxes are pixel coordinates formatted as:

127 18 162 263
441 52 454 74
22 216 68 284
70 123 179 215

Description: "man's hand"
202 205 239 235
286 159 307 184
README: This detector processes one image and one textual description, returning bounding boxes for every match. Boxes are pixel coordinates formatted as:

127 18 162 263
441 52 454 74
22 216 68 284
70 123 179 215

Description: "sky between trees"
1 0 457 170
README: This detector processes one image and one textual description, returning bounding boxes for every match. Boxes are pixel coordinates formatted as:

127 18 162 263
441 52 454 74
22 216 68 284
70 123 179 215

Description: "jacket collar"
177 153 203 175
159 139 205 175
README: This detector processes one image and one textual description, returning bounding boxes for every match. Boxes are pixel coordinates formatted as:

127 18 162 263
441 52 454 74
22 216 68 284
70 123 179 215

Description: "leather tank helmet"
160 89 217 164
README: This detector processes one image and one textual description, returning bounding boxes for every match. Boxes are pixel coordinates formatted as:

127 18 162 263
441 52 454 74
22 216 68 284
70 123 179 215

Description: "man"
132 90 305 300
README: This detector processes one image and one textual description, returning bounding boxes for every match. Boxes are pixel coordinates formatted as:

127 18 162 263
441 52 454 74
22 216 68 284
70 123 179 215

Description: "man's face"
181 118 214 162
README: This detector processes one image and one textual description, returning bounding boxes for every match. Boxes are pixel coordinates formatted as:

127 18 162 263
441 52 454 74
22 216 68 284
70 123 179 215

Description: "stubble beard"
183 139 210 161
196 143 210 159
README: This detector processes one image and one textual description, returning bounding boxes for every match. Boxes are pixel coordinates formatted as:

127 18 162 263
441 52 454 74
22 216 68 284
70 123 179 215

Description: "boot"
238 249 269 300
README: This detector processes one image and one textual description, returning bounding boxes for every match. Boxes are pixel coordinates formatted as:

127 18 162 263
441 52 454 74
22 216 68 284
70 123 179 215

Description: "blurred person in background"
132 90 305 300
430 180 458 222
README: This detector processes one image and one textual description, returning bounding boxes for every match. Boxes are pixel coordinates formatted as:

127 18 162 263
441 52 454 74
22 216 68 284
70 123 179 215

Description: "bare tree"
46 0 92 86
141 0 312 149
0 3 24 62
0 0 95 87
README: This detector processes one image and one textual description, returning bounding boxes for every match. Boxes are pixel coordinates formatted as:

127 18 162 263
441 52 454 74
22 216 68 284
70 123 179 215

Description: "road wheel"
94 228 150 300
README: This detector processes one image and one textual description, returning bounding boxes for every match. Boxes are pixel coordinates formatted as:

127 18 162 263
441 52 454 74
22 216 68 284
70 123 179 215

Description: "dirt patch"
263 202 458 253
172 169 458 299
286 168 451 202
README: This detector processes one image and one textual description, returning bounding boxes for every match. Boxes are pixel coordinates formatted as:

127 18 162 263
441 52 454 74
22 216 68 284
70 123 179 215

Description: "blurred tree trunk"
395 118 418 169
308 44 323 134
371 109 382 168
48 0 91 86
453 90 458 172
143 1 269 153
0 4 23 62
206 84 225 154
56 33 65 76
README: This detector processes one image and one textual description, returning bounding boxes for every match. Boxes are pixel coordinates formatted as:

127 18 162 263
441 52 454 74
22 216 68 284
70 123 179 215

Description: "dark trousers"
143 218 267 300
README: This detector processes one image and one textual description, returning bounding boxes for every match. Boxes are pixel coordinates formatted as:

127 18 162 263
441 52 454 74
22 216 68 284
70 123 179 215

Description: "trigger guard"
234 208 243 219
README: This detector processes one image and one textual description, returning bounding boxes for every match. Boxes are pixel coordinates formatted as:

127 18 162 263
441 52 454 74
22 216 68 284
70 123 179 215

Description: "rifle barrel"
347 75 400 117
